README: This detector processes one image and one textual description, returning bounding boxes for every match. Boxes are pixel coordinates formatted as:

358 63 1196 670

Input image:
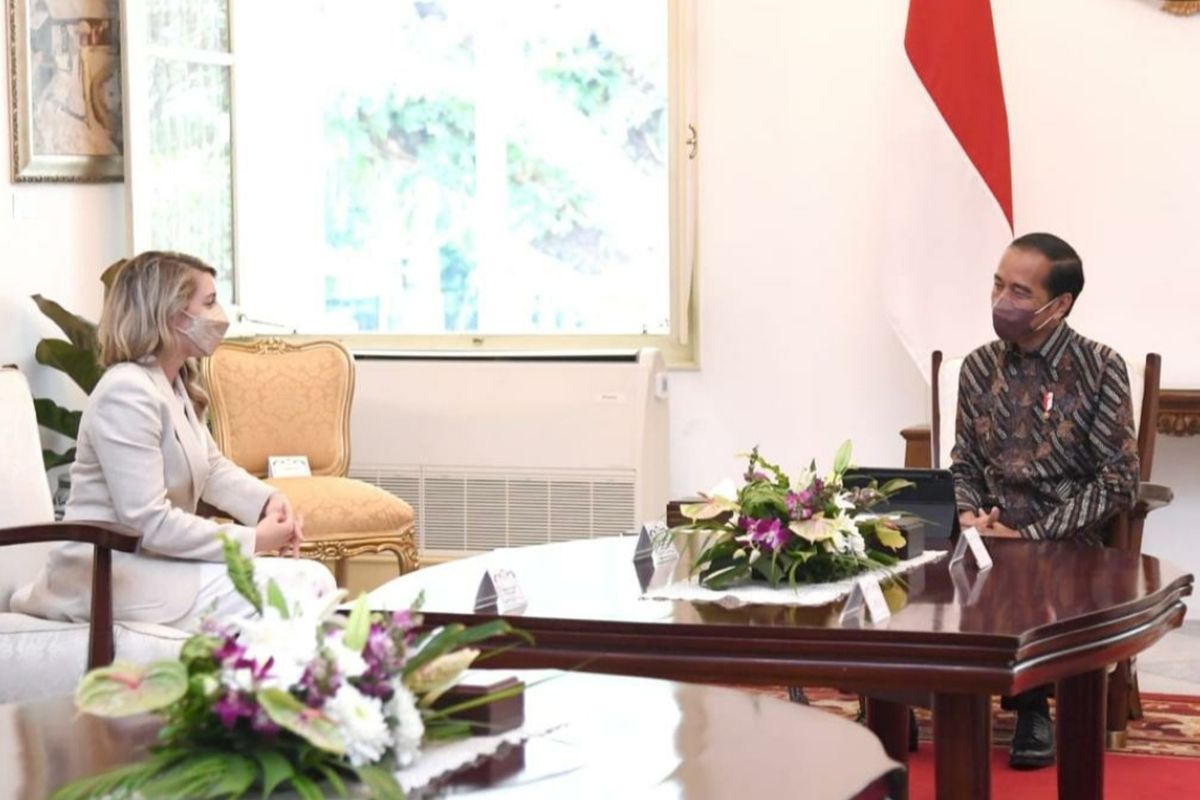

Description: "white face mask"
177 304 230 355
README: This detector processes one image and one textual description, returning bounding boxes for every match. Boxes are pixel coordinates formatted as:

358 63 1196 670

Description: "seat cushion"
0 615 190 703
264 476 414 537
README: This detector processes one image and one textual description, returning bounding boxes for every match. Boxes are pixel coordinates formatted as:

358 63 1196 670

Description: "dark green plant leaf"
353 765 405 800
314 763 348 798
402 619 528 679
287 773 326 800
42 447 76 471
34 397 82 439
34 338 103 394
31 294 97 350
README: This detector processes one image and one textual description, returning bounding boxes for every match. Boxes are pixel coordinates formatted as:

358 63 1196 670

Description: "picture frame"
6 0 122 182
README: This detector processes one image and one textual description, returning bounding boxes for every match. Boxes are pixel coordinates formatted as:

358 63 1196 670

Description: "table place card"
475 567 528 615
267 454 311 478
950 559 992 606
949 527 994 571
840 575 892 624
632 520 679 567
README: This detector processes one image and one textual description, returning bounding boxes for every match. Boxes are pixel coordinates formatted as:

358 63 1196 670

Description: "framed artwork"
6 0 123 182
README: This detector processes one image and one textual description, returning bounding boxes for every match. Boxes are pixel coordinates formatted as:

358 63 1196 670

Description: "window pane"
147 0 230 52
237 0 670 336
147 57 234 296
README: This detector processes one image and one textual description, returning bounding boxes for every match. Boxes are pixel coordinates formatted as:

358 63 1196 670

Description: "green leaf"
403 619 527 679
34 397 82 439
250 748 294 799
180 633 222 664
42 447 76 471
266 579 290 619
314 763 349 798
257 688 345 754
75 660 188 717
222 534 262 614
353 765 405 800
342 593 370 652
833 439 853 475
34 338 103 395
878 478 917 497
31 294 97 350
288 773 326 800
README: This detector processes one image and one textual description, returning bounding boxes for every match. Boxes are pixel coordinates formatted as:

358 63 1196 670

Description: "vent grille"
350 467 636 553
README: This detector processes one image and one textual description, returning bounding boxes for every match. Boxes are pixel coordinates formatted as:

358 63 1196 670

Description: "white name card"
633 521 679 567
840 575 892 624
474 567 528 615
949 527 994 571
267 454 311 478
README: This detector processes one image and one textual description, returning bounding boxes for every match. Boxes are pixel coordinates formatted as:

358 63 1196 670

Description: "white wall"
0 34 125 424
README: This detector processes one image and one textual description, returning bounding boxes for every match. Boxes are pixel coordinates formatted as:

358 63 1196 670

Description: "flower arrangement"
54 537 527 800
672 442 915 590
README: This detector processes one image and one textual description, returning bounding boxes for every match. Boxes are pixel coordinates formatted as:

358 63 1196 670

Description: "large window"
123 0 698 363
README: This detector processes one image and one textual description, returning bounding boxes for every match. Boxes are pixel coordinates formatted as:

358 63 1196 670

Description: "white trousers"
172 556 338 632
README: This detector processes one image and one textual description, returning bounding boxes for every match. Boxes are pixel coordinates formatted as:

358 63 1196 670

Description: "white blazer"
12 362 273 624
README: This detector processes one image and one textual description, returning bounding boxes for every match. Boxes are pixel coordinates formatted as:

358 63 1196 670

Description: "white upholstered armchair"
0 367 188 703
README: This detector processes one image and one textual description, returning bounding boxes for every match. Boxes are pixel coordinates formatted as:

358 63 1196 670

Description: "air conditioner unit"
348 349 669 559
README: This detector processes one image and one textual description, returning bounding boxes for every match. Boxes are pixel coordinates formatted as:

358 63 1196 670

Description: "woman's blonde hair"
98 251 218 415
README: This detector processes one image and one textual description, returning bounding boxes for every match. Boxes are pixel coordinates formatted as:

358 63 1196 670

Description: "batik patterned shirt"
950 322 1140 543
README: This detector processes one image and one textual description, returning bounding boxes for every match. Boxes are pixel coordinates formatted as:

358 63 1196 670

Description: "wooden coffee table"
0 671 898 799
367 536 1192 800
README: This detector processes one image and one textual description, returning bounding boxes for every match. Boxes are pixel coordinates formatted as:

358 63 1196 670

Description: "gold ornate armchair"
201 339 418 584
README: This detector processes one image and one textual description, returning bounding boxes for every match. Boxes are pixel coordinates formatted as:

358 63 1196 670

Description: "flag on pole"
882 0 1014 378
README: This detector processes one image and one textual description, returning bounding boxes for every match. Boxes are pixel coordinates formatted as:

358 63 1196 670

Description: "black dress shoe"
1009 707 1055 769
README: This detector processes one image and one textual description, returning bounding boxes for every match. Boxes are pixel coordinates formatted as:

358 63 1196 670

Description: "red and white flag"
882 0 1014 377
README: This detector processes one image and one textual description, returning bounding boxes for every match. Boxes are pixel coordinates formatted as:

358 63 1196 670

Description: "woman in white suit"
13 251 335 630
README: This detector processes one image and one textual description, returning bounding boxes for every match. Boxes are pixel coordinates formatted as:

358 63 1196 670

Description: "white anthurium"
680 478 739 521
788 517 837 543
325 630 369 679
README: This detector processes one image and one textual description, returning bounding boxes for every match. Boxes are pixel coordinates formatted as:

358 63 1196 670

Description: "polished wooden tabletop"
0 671 898 800
369 536 1192 800
368 536 1192 696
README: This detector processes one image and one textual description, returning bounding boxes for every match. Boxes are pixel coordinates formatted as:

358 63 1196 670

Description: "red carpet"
906 746 1200 799
731 686 1200 797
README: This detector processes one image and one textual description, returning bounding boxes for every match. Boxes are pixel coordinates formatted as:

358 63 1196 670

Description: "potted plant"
30 259 124 471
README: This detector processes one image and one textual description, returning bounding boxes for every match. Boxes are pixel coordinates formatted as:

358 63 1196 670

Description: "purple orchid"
214 691 258 728
741 517 791 552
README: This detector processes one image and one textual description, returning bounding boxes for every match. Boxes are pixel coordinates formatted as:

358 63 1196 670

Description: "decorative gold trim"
1162 1 1200 16
200 337 356 476
7 0 123 182
302 531 420 575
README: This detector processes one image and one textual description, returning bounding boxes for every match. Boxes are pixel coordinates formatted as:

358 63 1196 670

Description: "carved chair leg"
334 558 349 587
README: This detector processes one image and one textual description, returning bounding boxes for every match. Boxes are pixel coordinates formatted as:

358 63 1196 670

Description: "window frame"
124 0 699 368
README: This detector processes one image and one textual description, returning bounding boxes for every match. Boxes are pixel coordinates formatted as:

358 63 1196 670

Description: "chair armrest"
0 521 140 670
0 521 141 552
1137 482 1173 514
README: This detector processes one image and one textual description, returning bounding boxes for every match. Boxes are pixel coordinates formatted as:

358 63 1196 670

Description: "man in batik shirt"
951 232 1140 769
